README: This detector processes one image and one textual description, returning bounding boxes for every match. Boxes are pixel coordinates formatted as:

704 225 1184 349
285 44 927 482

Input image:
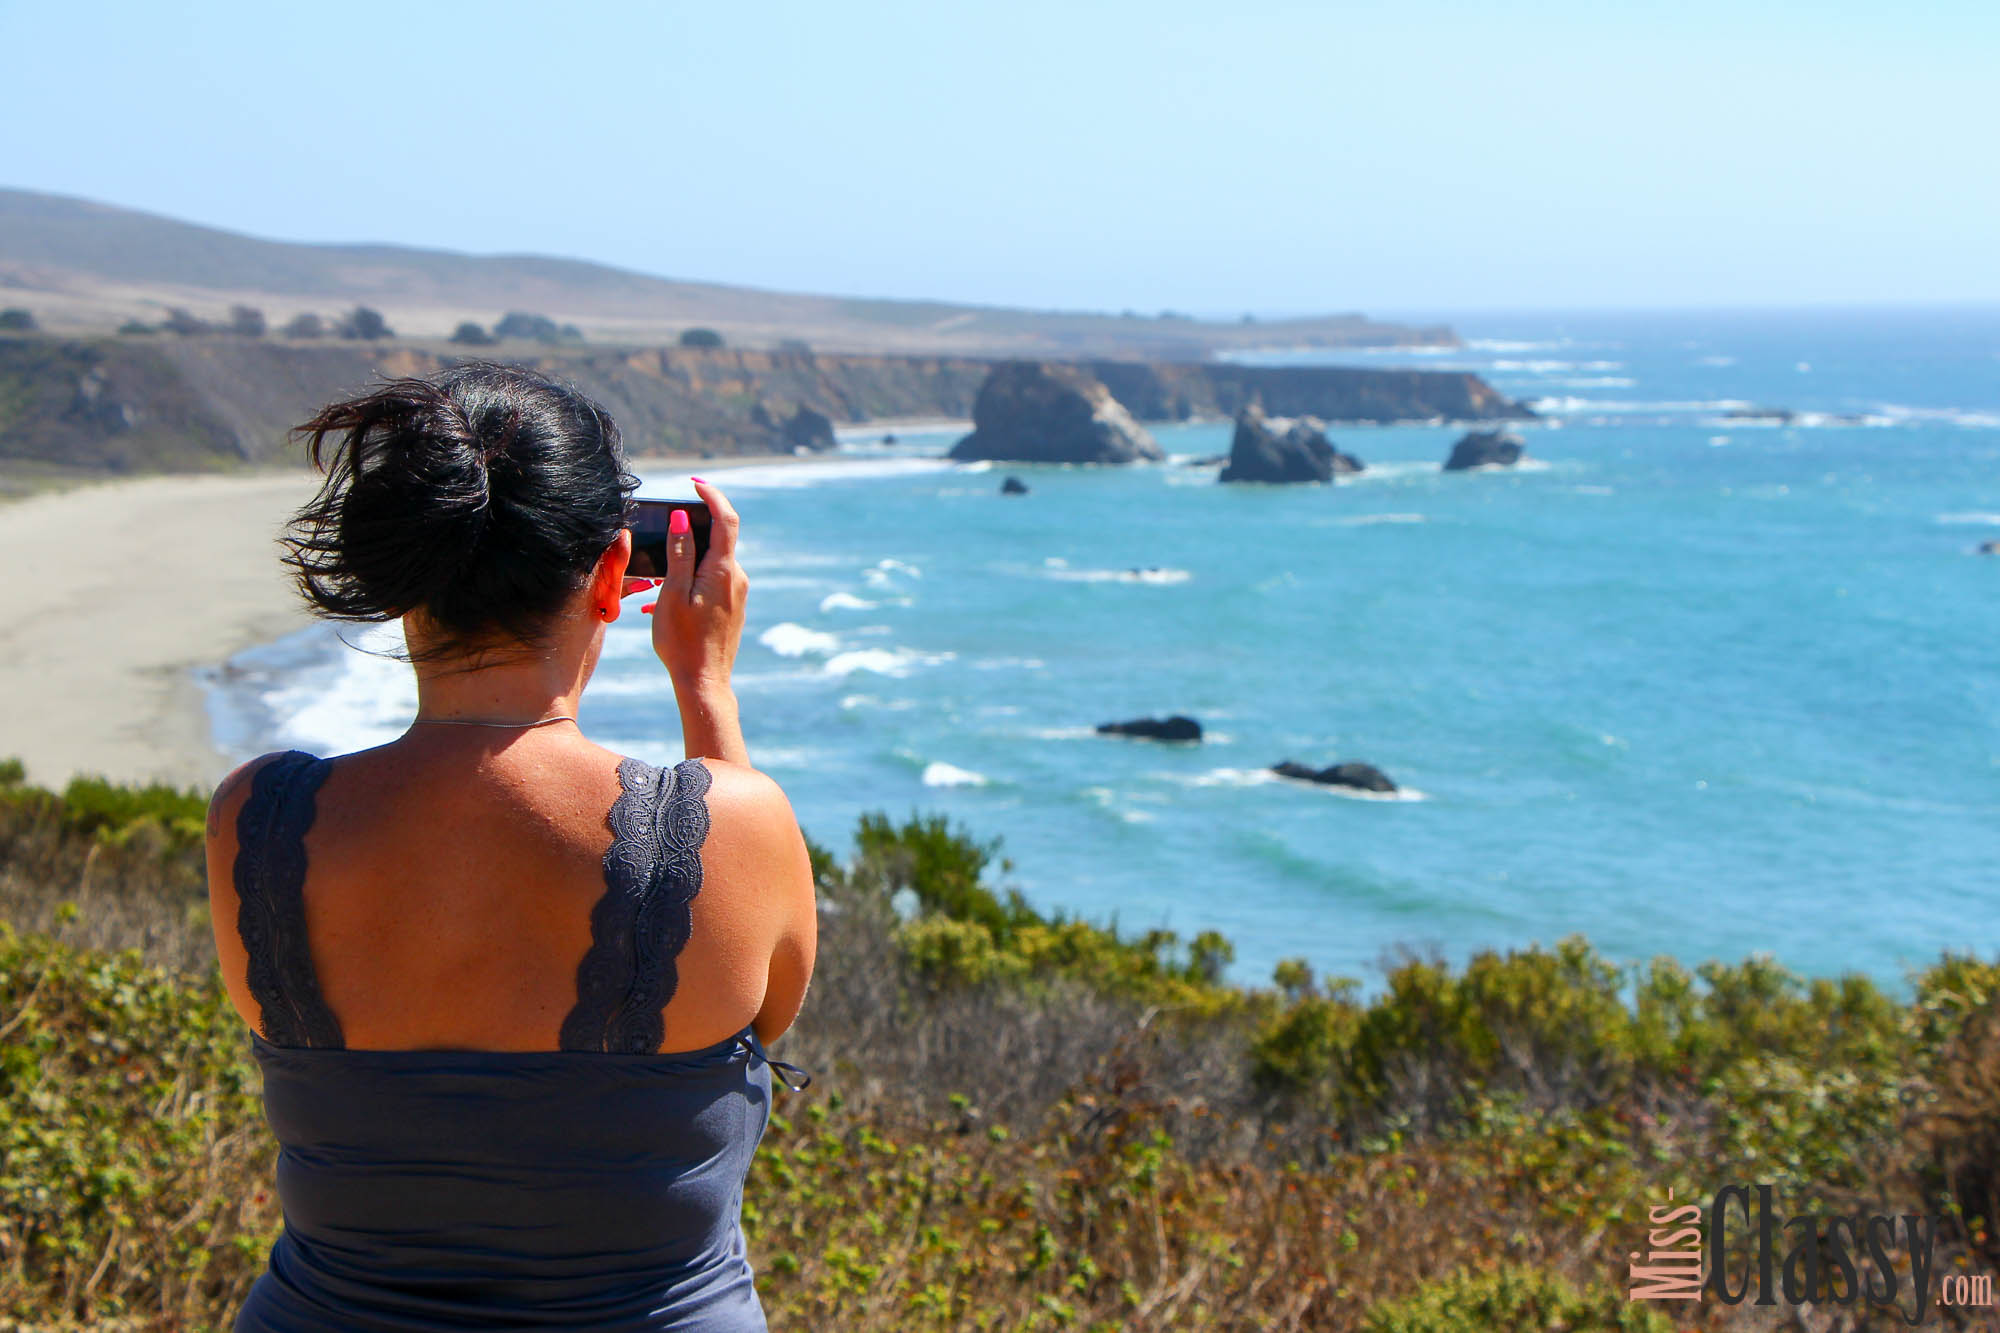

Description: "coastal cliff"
0 336 1530 474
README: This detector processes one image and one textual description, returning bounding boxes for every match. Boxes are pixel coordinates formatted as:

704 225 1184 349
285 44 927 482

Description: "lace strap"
232 752 344 1049
560 757 713 1054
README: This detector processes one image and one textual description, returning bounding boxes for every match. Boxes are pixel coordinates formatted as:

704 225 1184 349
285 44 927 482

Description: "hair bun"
283 363 634 657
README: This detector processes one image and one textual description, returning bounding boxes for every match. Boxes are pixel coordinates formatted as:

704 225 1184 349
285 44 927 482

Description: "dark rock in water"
1979 540 2000 555
949 361 1162 464
782 405 836 452
1220 405 1364 484
750 401 837 452
1097 715 1202 742
1723 405 1797 424
1182 453 1227 466
1000 475 1030 495
1443 430 1527 471
1271 758 1398 793
881 431 899 444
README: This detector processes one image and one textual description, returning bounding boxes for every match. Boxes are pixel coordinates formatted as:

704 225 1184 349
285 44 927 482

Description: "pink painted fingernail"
641 602 656 614
669 508 691 535
689 475 707 484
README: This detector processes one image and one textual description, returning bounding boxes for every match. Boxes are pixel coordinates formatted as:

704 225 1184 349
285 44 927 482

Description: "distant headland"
0 186 1539 475
0 187 1450 360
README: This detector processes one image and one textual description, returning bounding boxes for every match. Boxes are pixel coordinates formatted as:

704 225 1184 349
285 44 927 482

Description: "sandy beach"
0 452 871 792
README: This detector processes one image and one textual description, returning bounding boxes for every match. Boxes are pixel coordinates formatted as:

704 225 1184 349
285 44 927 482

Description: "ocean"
211 307 2000 992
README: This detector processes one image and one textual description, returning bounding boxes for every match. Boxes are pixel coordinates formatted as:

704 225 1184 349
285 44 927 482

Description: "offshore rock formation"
948 362 1162 465
1443 430 1528 471
1000 476 1029 495
1219 406 1363 484
753 402 835 452
1096 716 1203 742
1271 759 1398 793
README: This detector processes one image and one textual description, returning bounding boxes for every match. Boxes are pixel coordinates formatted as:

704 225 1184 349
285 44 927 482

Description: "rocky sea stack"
1000 476 1030 495
1219 405 1364 484
1443 430 1527 471
751 401 837 452
949 362 1162 465
1096 715 1203 742
1271 759 1398 793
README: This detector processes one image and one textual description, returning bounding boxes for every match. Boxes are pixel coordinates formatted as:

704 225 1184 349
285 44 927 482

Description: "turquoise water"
220 308 2000 991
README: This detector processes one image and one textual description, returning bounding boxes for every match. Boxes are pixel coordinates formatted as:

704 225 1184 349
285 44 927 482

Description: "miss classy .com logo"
1628 1185 1995 1326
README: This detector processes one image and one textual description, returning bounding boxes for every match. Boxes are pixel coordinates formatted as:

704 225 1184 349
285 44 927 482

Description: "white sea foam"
839 693 917 711
210 623 416 760
823 646 953 677
1466 338 1571 353
819 591 877 611
1043 556 1069 568
1047 566 1192 584
922 761 987 787
1335 512 1427 526
759 623 840 657
1878 404 2000 429
1316 784 1430 803
1938 512 2000 526
1029 725 1101 740
637 456 957 492
973 656 1046 670
1179 767 1281 788
1345 460 1441 481
1490 359 1623 375
1530 396 1755 415
863 557 923 588
1082 787 1155 823
1694 355 1737 367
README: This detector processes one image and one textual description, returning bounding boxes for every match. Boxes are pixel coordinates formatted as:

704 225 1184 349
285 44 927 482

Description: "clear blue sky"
2 1 1993 313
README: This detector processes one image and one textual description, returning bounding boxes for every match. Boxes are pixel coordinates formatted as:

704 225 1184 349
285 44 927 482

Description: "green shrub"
1361 1264 1672 1333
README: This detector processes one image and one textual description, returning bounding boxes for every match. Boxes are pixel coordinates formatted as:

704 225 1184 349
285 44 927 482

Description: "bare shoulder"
685 759 814 905
690 757 798 829
204 751 295 847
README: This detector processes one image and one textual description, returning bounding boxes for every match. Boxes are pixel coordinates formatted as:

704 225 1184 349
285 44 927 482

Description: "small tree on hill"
337 306 392 340
162 308 213 336
117 320 157 336
450 321 496 346
494 311 561 343
228 306 267 337
678 327 724 349
0 308 37 332
281 312 325 339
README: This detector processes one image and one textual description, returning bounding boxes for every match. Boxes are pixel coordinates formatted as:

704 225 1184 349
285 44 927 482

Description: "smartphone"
627 498 713 577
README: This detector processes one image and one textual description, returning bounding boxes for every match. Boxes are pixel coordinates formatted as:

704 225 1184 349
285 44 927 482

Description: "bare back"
206 730 816 1054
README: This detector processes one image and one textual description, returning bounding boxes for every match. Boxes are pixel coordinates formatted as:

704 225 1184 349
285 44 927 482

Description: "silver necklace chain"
410 714 579 729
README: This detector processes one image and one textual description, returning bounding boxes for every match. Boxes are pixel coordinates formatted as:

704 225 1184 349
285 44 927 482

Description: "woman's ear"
589 529 634 622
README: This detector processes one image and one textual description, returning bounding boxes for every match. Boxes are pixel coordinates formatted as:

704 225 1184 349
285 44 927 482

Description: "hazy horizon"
3 1 1993 315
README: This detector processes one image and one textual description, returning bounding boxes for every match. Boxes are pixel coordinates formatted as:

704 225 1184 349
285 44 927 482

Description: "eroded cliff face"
1086 361 1533 423
0 337 1530 474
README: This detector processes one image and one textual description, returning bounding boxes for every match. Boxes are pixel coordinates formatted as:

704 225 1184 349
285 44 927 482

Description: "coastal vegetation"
2 765 1996 1329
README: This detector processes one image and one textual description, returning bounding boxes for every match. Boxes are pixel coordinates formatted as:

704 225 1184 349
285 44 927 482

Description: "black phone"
627 498 713 577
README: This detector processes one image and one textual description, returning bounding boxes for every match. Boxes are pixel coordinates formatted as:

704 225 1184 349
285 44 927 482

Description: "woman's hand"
642 481 749 764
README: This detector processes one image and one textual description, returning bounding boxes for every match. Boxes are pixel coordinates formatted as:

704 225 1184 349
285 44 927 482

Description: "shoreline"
0 451 896 791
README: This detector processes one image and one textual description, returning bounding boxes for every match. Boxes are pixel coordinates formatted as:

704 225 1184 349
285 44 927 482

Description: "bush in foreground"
3 770 1999 1328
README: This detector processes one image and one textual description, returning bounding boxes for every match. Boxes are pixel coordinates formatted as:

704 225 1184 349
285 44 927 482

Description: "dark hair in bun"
282 362 637 657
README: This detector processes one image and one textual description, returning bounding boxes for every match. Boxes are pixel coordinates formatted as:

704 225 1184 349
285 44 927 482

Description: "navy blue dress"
230 751 805 1332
